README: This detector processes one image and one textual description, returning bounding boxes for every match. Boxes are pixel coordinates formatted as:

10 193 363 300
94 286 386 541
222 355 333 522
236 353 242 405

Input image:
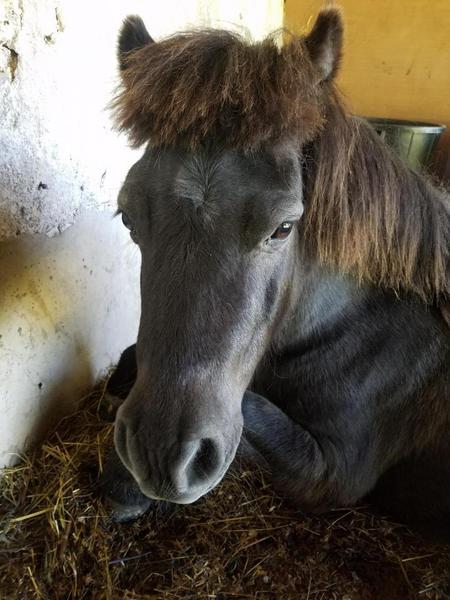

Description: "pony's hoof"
106 497 153 523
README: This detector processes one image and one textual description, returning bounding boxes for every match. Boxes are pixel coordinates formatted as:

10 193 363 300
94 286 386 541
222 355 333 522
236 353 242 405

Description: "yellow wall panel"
284 1 450 179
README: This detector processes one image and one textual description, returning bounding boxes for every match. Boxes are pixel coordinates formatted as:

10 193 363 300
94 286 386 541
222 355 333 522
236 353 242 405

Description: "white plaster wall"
0 213 141 466
0 0 283 467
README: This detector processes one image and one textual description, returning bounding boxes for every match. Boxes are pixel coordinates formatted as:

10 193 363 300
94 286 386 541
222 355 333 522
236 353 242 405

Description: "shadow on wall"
26 340 94 455
0 208 140 468
0 222 92 464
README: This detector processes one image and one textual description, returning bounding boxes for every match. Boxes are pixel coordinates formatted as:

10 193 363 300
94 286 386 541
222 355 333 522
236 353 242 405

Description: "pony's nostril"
171 437 222 493
191 438 221 480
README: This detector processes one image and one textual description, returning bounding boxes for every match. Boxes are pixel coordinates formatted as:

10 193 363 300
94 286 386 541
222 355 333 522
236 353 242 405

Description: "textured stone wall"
0 0 283 466
0 0 138 239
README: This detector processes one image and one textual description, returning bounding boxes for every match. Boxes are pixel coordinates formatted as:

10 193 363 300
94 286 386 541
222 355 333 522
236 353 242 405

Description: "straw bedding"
1 383 449 599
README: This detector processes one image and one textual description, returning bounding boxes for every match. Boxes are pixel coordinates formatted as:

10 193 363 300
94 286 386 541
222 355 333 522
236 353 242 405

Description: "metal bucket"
366 117 446 171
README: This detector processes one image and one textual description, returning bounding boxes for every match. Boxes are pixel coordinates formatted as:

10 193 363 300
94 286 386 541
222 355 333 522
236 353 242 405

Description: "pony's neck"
303 94 449 304
280 259 369 348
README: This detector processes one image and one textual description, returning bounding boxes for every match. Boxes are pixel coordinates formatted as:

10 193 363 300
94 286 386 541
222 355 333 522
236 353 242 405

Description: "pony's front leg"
241 391 369 512
99 449 153 521
99 449 175 523
99 344 137 421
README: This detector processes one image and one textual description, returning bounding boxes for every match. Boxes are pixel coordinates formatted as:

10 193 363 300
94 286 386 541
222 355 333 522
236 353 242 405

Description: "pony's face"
114 143 304 503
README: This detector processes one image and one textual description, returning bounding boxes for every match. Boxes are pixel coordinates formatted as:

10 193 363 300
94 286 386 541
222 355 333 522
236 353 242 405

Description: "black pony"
100 8 450 540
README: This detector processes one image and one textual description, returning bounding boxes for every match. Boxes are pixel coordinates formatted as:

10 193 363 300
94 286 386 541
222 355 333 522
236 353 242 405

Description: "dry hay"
1 384 449 600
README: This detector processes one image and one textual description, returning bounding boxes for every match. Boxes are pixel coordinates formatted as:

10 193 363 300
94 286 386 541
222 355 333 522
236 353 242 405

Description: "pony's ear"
118 15 154 71
304 7 343 82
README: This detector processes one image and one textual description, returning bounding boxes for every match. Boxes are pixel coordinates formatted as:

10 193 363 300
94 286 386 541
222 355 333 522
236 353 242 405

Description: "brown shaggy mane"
112 17 449 306
302 99 450 304
112 29 326 150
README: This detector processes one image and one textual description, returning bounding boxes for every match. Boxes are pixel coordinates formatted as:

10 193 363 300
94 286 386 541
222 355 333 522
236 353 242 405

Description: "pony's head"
110 7 449 505
112 9 344 504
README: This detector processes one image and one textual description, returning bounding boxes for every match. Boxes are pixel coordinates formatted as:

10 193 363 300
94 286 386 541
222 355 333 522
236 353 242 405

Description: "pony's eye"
271 221 294 241
121 212 132 230
121 212 138 243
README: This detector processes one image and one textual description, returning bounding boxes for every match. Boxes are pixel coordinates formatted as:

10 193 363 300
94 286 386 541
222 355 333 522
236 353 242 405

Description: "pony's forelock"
111 29 326 150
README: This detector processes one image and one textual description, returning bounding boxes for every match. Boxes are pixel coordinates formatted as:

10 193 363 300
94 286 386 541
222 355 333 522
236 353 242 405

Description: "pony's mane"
113 25 449 306
303 97 449 304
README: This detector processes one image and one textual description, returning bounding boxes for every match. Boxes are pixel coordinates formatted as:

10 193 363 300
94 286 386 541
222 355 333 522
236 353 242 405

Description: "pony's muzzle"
114 414 234 504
